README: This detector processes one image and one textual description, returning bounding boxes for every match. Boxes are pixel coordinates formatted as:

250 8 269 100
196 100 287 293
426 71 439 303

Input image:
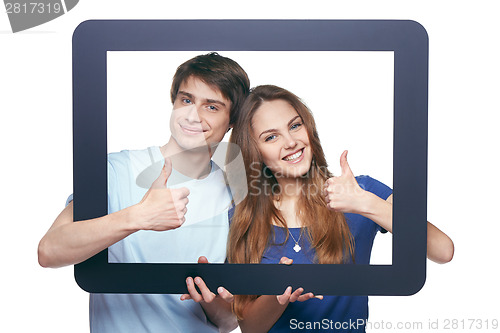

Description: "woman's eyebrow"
258 116 301 139
258 128 277 139
287 115 301 126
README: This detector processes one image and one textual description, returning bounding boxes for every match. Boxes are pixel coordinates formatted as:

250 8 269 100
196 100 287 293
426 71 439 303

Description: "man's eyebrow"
178 91 193 99
258 115 301 139
205 99 227 107
177 91 227 107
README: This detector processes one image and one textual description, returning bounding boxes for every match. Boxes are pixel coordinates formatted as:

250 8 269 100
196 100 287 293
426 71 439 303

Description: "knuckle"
175 201 184 210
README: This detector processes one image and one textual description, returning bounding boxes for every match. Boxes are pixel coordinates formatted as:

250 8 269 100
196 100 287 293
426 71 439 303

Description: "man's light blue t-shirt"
72 146 232 333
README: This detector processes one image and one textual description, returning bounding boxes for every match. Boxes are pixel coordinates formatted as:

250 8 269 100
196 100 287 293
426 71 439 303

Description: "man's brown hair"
170 52 250 125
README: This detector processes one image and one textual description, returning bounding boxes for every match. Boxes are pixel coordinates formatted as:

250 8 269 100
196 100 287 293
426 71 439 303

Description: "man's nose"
185 105 201 123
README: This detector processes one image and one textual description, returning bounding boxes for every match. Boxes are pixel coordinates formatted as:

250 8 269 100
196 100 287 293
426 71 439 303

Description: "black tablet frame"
73 20 428 295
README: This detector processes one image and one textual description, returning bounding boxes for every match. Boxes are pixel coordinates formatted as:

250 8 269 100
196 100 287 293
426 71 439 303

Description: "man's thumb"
162 158 173 182
153 158 172 188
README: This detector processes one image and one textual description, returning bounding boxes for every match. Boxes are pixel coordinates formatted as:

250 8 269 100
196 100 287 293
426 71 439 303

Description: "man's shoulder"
108 147 163 187
108 146 158 161
108 147 161 168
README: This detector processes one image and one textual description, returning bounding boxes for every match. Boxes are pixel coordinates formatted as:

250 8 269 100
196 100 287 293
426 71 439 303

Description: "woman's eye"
290 122 302 130
264 134 277 142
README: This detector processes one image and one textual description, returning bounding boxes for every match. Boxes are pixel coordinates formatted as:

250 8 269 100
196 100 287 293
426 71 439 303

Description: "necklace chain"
274 200 302 252
289 229 302 252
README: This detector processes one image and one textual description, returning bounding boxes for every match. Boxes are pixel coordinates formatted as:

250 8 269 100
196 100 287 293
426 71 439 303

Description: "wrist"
356 190 379 216
356 192 393 232
121 204 143 232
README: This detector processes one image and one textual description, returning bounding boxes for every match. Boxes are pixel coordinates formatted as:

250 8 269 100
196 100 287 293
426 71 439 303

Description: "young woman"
227 85 454 332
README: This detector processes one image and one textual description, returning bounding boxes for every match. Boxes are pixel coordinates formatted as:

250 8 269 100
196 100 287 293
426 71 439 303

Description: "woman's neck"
273 177 304 228
276 176 304 201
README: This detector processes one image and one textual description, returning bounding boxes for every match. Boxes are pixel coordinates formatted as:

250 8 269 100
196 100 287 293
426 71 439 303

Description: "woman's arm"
324 151 454 264
238 287 314 333
238 294 290 333
366 194 454 264
180 275 293 333
238 258 315 333
181 258 316 333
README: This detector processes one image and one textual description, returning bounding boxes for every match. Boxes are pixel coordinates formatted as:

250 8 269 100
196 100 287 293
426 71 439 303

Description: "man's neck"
160 138 214 180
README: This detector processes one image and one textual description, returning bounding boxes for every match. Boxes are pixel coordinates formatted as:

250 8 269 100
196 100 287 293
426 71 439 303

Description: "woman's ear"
226 125 233 133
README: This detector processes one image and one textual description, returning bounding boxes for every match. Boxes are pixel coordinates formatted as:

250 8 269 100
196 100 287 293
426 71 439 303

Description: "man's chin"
178 142 211 153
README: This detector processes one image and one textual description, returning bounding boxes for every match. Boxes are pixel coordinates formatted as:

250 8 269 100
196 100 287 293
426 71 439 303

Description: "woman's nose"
283 133 298 149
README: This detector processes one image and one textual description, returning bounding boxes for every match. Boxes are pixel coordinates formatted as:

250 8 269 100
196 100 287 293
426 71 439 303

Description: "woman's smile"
282 148 305 163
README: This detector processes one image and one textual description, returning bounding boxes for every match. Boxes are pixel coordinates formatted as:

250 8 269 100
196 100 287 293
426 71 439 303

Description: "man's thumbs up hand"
151 158 173 188
133 158 190 231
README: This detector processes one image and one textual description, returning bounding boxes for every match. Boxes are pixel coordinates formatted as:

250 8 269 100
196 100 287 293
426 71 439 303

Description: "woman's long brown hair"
227 85 354 319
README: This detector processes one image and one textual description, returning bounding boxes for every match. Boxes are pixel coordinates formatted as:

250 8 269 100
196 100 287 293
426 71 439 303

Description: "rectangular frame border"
73 19 428 295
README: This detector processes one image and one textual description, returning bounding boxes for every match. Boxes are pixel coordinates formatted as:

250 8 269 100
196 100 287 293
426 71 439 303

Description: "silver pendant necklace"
289 230 302 252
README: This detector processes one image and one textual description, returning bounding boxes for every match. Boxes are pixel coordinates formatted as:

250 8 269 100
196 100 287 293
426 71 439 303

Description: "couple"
38 53 454 333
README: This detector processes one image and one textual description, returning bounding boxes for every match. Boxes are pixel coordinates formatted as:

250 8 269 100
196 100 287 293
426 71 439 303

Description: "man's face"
170 76 232 153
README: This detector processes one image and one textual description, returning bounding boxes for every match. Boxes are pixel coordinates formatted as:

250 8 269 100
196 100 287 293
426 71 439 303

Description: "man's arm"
38 159 189 268
38 201 139 268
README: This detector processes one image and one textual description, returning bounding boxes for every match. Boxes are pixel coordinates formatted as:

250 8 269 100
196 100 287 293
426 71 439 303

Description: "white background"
108 50 394 264
1 1 499 332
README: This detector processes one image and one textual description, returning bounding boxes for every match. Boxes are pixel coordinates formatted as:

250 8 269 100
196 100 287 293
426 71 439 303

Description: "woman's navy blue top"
260 176 392 332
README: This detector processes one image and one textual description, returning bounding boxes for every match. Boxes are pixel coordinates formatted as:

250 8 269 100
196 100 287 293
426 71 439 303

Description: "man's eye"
182 98 192 104
264 134 277 142
207 105 218 112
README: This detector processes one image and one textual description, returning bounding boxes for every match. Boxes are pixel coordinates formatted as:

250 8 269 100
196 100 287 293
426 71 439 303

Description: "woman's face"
251 99 313 180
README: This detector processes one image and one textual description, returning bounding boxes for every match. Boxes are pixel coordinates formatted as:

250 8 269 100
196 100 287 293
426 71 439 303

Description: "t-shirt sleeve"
356 175 392 200
356 175 393 233
65 155 120 210
107 157 119 214
65 194 73 206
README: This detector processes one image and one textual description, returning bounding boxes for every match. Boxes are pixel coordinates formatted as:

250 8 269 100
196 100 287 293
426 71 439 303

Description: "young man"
38 53 250 332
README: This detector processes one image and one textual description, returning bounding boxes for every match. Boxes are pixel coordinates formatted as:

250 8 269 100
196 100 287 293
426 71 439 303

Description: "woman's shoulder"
355 175 392 200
